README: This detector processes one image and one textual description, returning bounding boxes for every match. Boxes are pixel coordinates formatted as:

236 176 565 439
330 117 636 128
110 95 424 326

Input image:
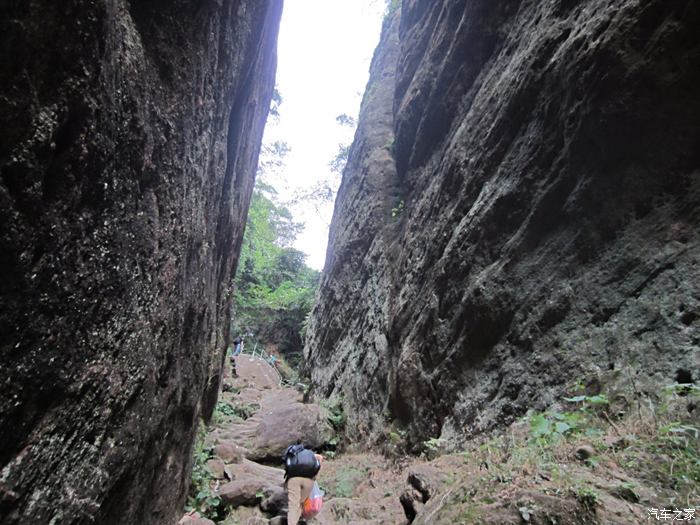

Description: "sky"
259 0 386 270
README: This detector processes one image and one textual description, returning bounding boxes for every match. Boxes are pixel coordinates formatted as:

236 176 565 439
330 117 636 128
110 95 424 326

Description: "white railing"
236 340 283 386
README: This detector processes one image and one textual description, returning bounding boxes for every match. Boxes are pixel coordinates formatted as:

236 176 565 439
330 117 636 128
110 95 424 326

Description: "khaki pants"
286 476 314 525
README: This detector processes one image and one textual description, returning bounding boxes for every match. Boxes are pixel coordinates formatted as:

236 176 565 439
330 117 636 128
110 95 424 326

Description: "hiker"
283 440 323 525
232 335 244 356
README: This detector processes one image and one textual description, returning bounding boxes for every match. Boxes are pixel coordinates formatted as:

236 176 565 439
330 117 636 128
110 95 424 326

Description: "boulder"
218 459 284 507
245 402 334 461
259 485 288 515
179 513 216 525
400 488 425 522
206 459 226 479
218 479 262 507
214 442 246 464
227 459 284 485
406 464 451 502
181 519 216 525
574 445 596 461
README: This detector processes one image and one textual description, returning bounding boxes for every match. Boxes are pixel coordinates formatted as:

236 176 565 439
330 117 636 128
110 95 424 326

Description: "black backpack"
283 444 320 479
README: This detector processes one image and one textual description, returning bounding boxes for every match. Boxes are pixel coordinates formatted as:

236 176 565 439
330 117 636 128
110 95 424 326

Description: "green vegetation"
335 113 356 128
319 395 346 456
407 376 700 522
422 436 446 460
268 87 282 119
323 395 346 433
233 181 319 366
384 137 395 152
574 486 599 509
186 425 221 520
330 465 366 498
214 400 260 425
528 394 609 445
215 401 237 417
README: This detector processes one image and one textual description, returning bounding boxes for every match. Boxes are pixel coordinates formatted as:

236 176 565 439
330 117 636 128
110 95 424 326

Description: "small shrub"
528 411 587 444
662 383 700 397
215 401 237 417
385 427 408 458
391 200 404 218
322 395 346 432
187 426 221 519
234 402 260 420
574 486 599 510
423 437 446 459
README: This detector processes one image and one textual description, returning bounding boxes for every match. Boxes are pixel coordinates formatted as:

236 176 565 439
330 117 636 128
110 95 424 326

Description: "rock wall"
0 1 282 523
305 0 700 449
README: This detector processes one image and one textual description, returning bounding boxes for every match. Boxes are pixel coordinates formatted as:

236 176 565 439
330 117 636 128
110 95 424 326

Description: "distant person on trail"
283 440 323 525
232 335 244 356
230 344 238 378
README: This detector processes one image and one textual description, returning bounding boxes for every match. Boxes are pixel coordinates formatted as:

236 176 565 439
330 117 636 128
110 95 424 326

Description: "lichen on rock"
304 0 700 450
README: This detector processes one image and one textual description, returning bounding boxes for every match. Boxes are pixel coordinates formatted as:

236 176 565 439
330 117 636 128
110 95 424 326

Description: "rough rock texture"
217 459 283 507
0 1 282 523
305 0 700 448
210 385 334 463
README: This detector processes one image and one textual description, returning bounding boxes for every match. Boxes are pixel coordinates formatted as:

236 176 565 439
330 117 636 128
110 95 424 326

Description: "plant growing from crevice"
391 199 404 218
187 425 222 520
321 395 346 454
574 486 599 510
422 436 446 460
384 425 409 460
384 137 395 152
214 400 259 423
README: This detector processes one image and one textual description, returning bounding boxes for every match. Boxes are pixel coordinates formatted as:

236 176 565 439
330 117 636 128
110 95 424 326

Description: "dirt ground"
182 354 698 525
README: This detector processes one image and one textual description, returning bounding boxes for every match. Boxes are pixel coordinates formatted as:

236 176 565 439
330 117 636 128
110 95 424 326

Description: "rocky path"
179 354 408 525
179 353 660 525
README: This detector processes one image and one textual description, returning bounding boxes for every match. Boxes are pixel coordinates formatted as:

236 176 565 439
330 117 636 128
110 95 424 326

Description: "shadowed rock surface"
0 1 282 523
305 0 700 448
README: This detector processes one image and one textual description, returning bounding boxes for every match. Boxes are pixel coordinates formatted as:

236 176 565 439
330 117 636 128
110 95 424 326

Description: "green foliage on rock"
322 395 346 431
187 425 222 520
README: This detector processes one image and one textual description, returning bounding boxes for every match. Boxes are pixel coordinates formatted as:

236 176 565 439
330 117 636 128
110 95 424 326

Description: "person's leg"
287 478 303 525
299 477 314 503
288 477 315 524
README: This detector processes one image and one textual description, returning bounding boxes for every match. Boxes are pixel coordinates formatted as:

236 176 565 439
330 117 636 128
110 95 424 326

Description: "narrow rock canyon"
305 0 700 449
0 1 282 523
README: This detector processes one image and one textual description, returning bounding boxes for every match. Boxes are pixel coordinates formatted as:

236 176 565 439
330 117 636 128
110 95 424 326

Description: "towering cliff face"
305 0 700 449
0 1 282 523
